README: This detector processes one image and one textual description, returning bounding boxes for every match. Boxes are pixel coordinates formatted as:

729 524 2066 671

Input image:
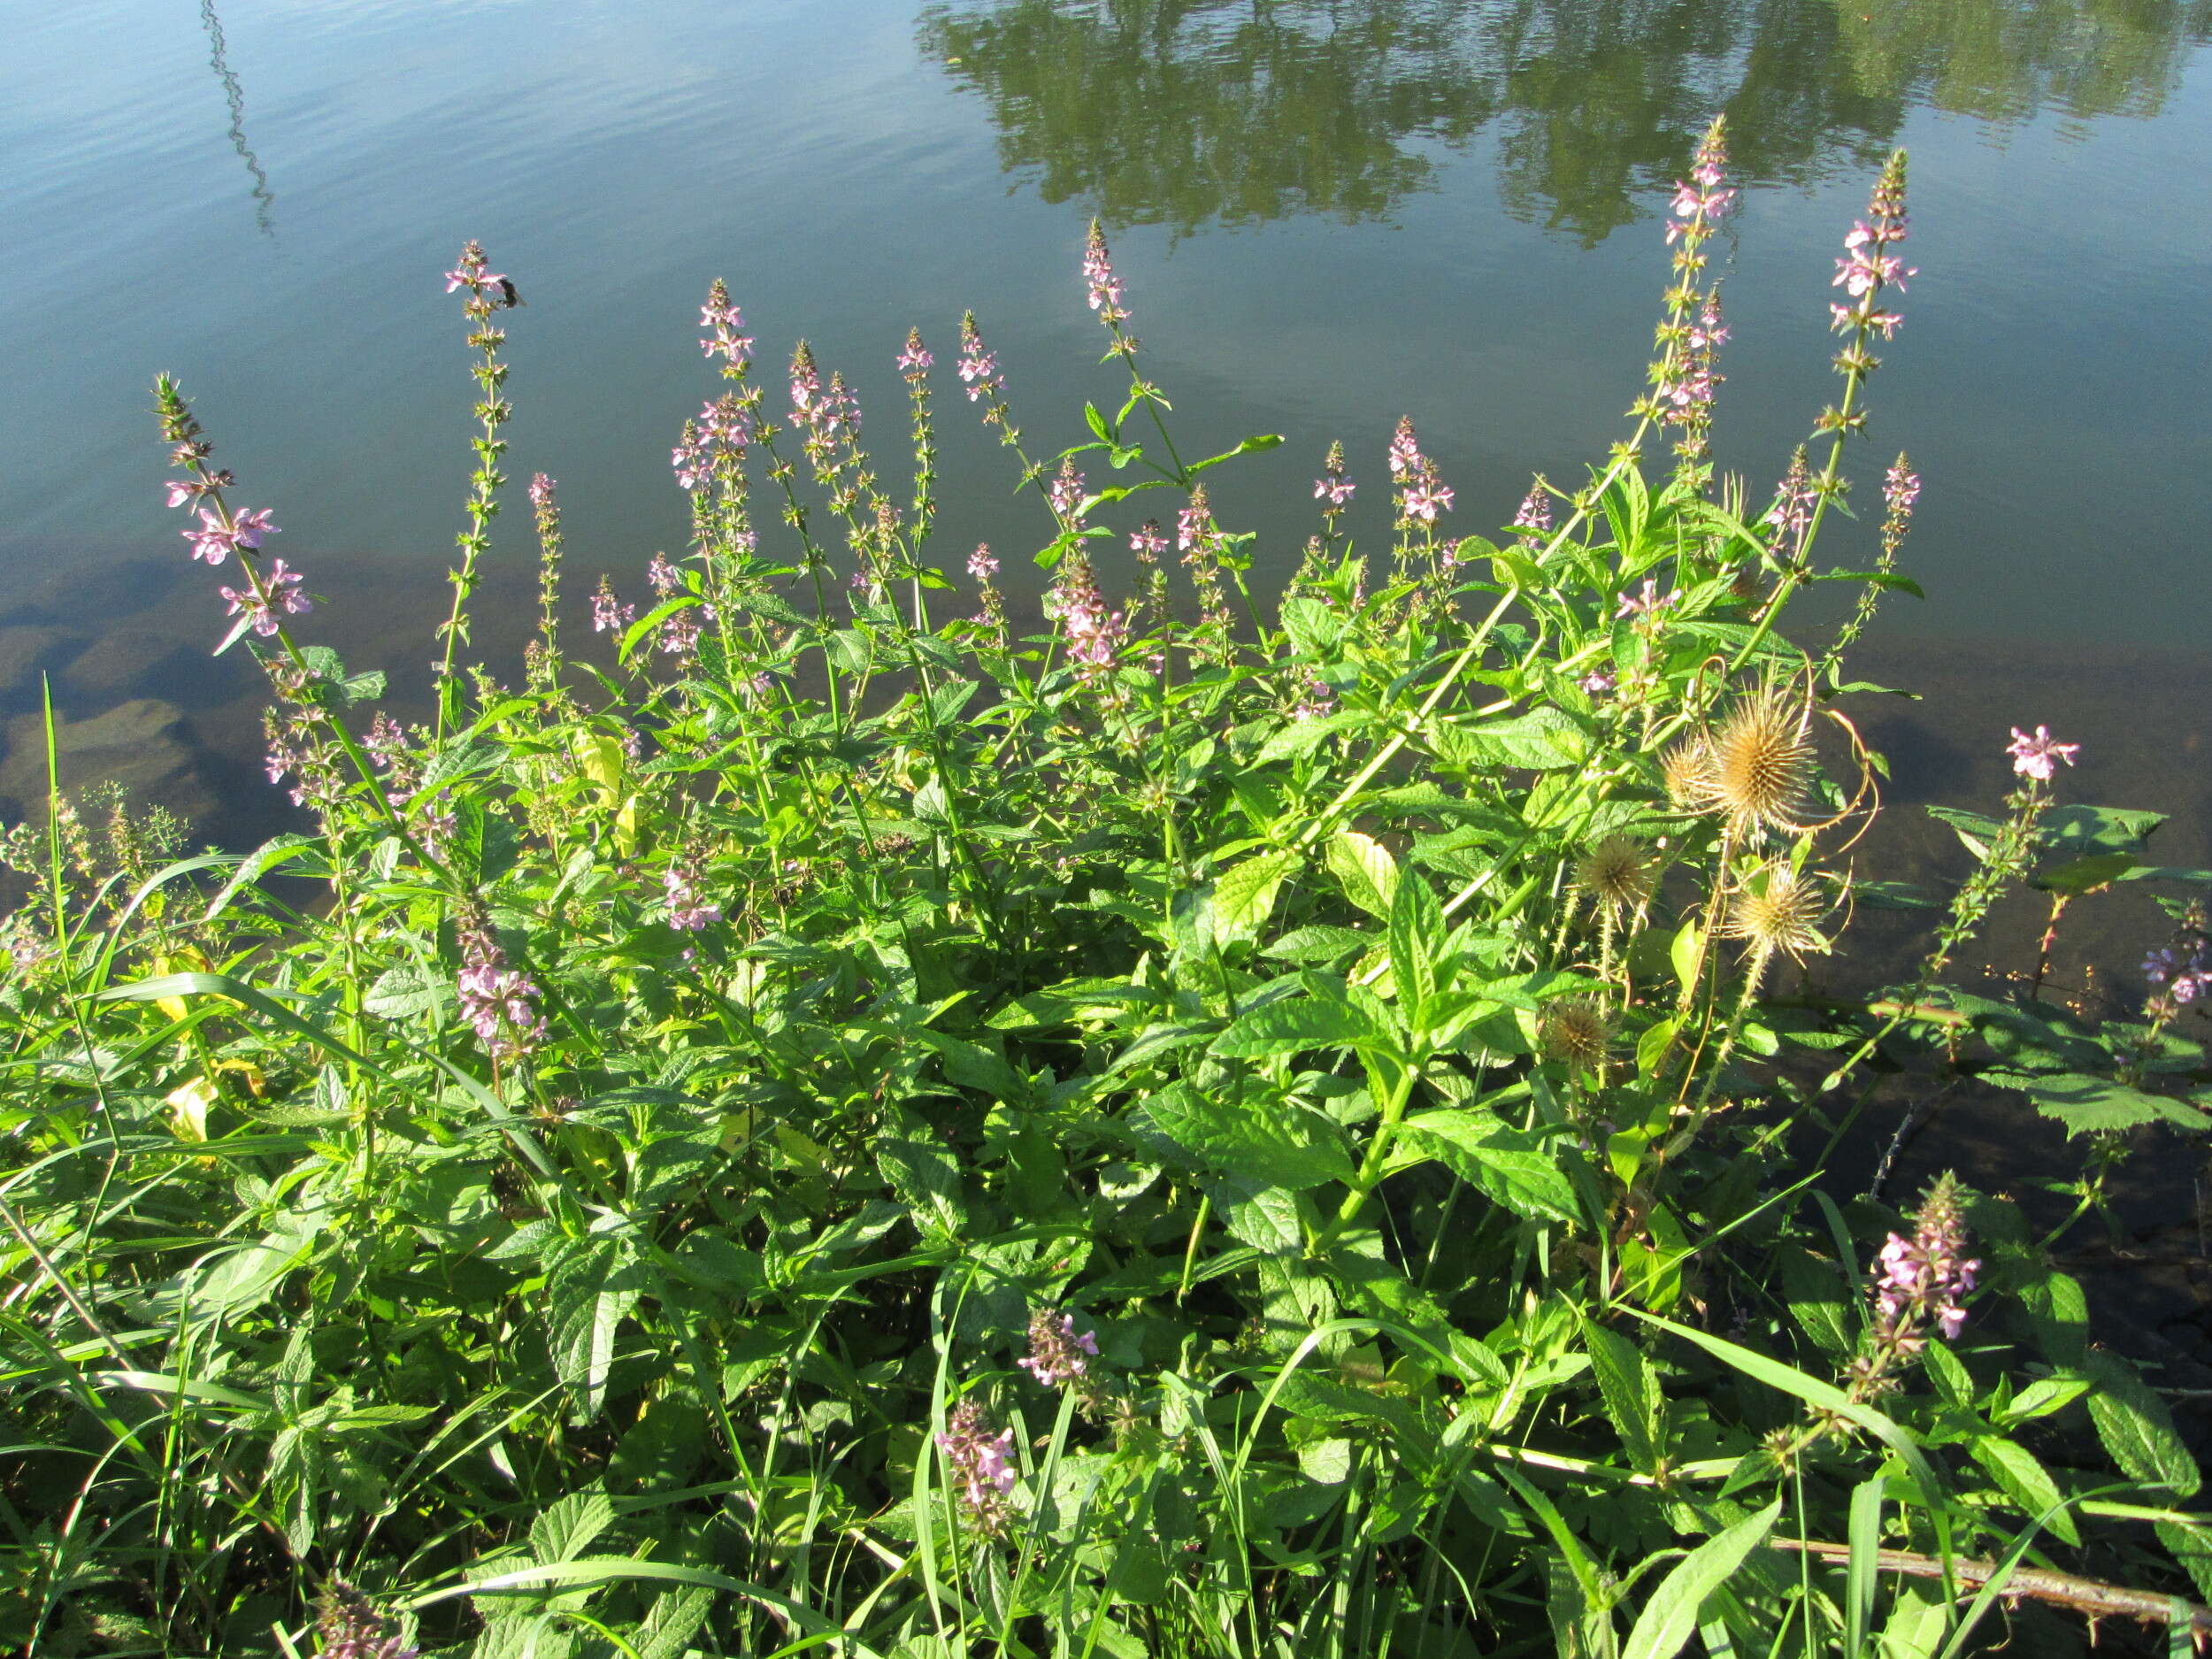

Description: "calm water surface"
4 0 2210 873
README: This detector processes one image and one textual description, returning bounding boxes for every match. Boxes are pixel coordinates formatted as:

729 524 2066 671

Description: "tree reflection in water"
918 0 2212 242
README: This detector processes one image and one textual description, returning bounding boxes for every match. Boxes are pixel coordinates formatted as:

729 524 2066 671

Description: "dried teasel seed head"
1722 864 1830 963
1702 680 1816 835
1573 833 1655 914
1539 996 1614 1073
1663 737 1715 810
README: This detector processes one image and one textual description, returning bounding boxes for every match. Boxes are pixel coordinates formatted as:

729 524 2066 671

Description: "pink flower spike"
2007 726 2080 782
183 509 240 565
230 508 278 549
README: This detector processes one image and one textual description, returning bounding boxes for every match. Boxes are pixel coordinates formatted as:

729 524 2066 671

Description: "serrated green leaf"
1144 1084 1355 1191
1389 870 1445 1026
1400 1107 1578 1223
1212 996 1381 1059
1210 849 1301 945
1583 1320 1662 1471
1327 830 1399 918
2083 1351 2200 1500
1970 1434 2078 1544
1991 1070 2211 1136
531 1486 615 1564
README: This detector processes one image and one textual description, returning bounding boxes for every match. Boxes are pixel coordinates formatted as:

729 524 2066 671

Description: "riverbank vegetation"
4 123 2210 1658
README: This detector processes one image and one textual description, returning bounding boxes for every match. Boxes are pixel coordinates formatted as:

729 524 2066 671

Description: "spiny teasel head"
1721 861 1831 964
1574 834 1655 916
1539 995 1613 1074
1699 679 1816 836
1662 735 1715 810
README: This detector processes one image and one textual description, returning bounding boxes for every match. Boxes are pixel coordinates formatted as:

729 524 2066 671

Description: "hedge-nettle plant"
5 121 2208 1659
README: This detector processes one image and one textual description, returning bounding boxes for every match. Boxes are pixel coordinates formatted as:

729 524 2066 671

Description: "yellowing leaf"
1326 830 1399 919
165 1077 217 1142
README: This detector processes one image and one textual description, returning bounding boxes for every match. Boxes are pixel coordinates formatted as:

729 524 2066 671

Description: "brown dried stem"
1770 1538 2212 1637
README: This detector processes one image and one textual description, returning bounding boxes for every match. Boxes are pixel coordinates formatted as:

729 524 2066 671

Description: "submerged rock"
60 624 242 707
0 697 223 829
0 626 88 708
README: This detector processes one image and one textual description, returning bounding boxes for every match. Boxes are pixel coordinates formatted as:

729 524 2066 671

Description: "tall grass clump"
6 121 2212 1658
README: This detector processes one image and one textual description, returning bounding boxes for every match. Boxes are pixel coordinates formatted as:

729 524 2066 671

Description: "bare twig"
1772 1537 2212 1636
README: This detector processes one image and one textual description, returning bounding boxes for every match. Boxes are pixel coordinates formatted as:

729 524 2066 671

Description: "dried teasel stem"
1769 1539 2212 1638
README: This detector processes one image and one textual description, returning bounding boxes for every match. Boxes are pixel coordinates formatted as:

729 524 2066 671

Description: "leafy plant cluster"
4 126 2209 1659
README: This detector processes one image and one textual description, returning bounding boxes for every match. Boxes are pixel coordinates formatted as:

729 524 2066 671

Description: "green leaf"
875 1116 967 1242
2033 851 2139 895
2083 1351 2200 1500
409 1559 889 1659
1619 1500 1781 1659
1213 995 1381 1059
1971 1435 2080 1545
1669 919 1701 997
1389 870 1445 1026
1623 1310 1940 1499
365 961 448 1021
1583 1320 1662 1472
2039 803 2165 852
1187 432 1285 474
1988 1070 2211 1137
1847 1473 1885 1656
1144 1083 1356 1191
1400 1107 1578 1224
531 1486 616 1563
1450 707 1589 770
1255 708 1371 764
1263 926 1372 964
1326 830 1399 918
1209 849 1301 945
545 1239 646 1420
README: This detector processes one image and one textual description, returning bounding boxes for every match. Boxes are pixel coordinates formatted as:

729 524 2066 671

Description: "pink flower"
1511 483 1553 539
897 329 933 376
1615 578 1674 620
935 1398 1018 1532
664 864 722 933
1018 1310 1101 1387
592 578 634 634
1400 476 1454 523
1047 558 1126 687
1047 457 1087 519
967 544 998 581
265 558 311 619
1082 219 1128 321
957 313 1002 403
1664 125 1735 243
182 506 273 564
456 921 544 1063
1314 442 1355 507
699 280 752 365
2007 726 2079 782
1386 415 1423 478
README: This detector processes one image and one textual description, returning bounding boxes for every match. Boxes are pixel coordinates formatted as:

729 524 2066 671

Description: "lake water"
5 0 2210 895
